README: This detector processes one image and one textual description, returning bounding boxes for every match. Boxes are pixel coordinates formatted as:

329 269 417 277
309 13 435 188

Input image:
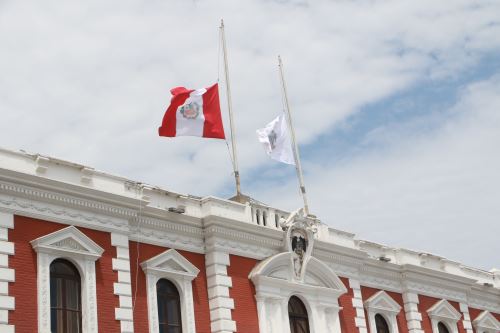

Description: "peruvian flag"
158 83 225 139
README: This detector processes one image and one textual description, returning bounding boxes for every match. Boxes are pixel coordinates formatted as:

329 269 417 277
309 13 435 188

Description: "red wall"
9 215 120 332
360 287 409 333
227 255 260 333
338 277 359 333
418 295 465 333
128 241 211 333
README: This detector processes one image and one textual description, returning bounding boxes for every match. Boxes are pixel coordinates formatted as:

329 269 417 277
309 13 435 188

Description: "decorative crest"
280 208 320 281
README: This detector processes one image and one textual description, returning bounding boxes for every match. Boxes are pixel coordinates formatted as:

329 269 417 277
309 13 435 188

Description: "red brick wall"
360 286 409 333
338 277 359 333
227 255 260 333
419 295 465 333
9 215 119 332
128 241 211 333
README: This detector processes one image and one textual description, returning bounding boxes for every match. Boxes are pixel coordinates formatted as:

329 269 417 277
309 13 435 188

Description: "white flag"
256 113 295 165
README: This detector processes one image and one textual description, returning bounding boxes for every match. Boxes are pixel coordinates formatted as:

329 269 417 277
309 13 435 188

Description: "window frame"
31 226 103 333
288 295 311 333
426 299 462 333
364 290 402 333
140 249 200 333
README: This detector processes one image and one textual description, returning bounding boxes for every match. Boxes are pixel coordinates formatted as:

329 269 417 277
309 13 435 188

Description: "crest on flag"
180 102 200 119
256 113 295 165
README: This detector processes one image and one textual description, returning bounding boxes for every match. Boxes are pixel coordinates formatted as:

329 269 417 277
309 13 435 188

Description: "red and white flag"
159 83 225 139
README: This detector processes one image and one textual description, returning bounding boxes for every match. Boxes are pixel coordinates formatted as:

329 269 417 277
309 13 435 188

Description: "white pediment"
427 299 462 322
473 311 500 332
364 290 402 314
141 249 200 281
31 225 104 261
249 252 347 297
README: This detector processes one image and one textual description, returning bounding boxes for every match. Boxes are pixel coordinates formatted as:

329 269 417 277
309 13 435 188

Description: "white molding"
365 291 402 333
427 299 462 333
205 251 236 333
403 291 423 333
0 212 14 332
349 279 368 333
141 249 199 333
250 252 346 333
31 226 103 333
111 233 134 333
472 311 500 333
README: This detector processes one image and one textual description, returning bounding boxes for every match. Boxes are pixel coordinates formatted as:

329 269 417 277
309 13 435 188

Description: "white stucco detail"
472 311 500 333
0 211 14 332
31 226 103 333
364 290 402 333
111 232 134 333
250 252 347 333
350 278 368 333
141 249 199 333
427 299 462 333
403 291 423 333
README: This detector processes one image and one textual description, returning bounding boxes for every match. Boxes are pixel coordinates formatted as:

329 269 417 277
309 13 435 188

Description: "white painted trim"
31 226 103 333
0 212 14 332
364 290 402 333
472 310 500 333
111 233 134 333
141 249 199 333
427 299 462 333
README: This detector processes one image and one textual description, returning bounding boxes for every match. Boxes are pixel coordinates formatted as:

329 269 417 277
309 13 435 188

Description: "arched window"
275 214 280 228
157 279 182 333
375 314 390 333
438 322 450 333
288 296 310 333
263 211 267 226
50 259 82 333
256 210 261 225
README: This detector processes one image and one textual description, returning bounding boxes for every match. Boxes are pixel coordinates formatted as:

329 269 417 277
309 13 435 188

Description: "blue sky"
1 0 499 270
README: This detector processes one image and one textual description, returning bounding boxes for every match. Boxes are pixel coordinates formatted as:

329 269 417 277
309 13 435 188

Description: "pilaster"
349 278 367 333
459 303 473 333
0 212 14 333
205 251 236 333
403 292 424 333
112 233 134 333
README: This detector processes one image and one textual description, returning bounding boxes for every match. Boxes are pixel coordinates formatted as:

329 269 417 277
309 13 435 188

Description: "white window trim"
427 299 462 333
140 249 200 333
364 290 402 333
31 225 104 333
472 310 500 333
250 252 347 333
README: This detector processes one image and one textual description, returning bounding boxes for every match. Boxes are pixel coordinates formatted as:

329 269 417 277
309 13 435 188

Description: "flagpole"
220 19 243 200
278 56 310 216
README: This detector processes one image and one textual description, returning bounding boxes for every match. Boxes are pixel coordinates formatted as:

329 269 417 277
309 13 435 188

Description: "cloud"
1 0 500 268
258 75 500 270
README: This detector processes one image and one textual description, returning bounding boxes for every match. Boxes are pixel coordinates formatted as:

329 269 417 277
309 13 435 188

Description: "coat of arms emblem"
180 102 200 119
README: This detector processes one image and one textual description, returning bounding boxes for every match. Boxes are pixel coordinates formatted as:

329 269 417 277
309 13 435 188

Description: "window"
288 296 310 333
50 259 82 333
157 279 182 333
141 249 200 333
31 226 103 333
364 290 401 333
438 322 450 333
375 314 390 333
263 211 267 226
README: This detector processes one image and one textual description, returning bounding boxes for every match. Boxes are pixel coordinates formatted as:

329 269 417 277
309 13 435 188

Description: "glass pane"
50 278 64 308
65 280 80 310
158 300 166 324
168 327 181 333
51 309 64 333
67 311 81 333
159 325 166 333
167 298 180 324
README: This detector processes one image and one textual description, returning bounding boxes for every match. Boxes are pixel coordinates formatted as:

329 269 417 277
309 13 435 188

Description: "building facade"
0 147 499 333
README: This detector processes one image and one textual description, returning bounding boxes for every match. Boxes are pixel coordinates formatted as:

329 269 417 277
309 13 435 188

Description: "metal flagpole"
278 55 310 216
220 19 243 200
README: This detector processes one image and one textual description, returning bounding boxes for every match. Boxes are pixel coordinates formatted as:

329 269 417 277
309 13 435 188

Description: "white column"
0 212 15 333
205 251 236 333
111 233 134 333
403 292 423 333
459 303 473 333
349 279 367 333
256 297 268 333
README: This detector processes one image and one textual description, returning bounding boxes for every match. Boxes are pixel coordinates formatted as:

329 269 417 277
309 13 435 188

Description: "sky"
1 0 499 270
